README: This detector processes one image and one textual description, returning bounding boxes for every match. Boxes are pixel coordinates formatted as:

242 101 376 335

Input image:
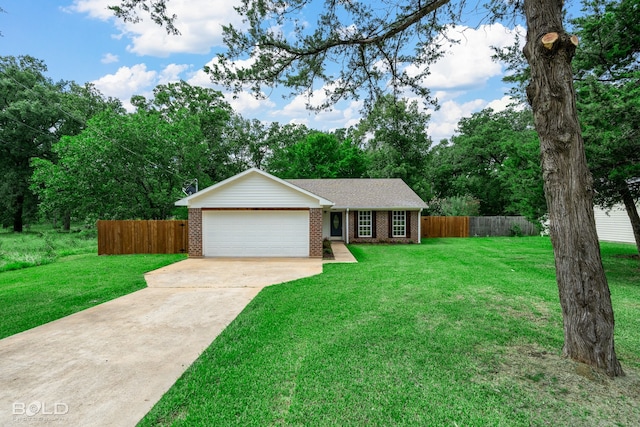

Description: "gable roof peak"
175 168 333 206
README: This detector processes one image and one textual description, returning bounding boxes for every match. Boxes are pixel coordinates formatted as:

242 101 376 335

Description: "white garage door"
203 210 309 257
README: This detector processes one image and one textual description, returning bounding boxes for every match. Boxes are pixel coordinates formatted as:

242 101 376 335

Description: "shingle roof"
287 178 427 209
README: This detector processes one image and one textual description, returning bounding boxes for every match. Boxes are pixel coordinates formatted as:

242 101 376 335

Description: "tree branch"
258 0 451 56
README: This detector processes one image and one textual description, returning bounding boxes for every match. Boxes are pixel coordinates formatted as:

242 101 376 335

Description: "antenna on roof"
182 179 198 196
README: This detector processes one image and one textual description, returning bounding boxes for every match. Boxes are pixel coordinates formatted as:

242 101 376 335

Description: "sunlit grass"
140 237 640 426
0 252 185 339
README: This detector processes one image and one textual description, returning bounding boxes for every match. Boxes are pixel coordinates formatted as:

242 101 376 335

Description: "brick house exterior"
347 210 421 244
176 168 427 258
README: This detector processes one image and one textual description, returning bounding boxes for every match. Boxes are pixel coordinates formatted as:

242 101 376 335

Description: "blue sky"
1 0 532 141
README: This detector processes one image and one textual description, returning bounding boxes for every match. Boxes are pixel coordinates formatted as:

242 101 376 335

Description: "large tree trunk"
13 193 24 233
620 185 640 255
63 211 72 232
523 0 623 376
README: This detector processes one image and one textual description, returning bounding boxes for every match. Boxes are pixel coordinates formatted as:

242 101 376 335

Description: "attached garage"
175 168 333 258
202 210 309 257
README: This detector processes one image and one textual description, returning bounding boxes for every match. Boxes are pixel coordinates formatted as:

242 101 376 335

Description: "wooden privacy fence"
421 216 539 238
421 216 469 238
98 220 188 255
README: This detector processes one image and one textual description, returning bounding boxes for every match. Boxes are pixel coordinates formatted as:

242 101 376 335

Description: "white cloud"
187 55 259 88
272 90 363 131
75 1 522 141
158 63 191 84
428 98 487 142
407 23 524 91
226 92 276 115
486 95 517 112
91 64 157 111
185 56 277 115
100 53 119 64
317 100 363 129
69 0 244 57
92 64 156 100
186 67 215 88
66 0 115 20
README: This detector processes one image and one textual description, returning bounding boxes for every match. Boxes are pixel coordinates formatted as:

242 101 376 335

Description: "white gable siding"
594 204 639 244
189 173 321 208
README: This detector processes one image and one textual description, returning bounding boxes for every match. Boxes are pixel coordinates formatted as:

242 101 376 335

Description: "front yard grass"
141 237 640 426
0 253 185 339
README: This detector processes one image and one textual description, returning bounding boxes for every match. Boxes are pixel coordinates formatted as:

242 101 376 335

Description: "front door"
330 212 343 237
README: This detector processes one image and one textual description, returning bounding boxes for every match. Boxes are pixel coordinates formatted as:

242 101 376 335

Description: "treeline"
1 56 540 231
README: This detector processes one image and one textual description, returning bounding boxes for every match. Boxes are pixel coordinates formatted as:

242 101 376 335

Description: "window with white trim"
392 210 406 237
358 211 372 237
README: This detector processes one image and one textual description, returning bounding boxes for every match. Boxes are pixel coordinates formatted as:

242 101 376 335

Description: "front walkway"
0 259 322 426
324 241 358 263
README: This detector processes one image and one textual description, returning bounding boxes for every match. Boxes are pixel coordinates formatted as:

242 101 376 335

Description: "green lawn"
0 252 185 339
140 237 640 426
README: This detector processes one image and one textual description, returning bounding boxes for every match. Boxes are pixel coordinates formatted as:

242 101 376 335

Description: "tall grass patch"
0 225 97 272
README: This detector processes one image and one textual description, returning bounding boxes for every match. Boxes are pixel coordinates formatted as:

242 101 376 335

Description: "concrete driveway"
144 257 323 288
0 258 322 426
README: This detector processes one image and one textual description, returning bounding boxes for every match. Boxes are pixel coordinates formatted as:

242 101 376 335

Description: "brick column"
188 208 203 257
376 211 388 241
348 211 355 242
309 208 323 258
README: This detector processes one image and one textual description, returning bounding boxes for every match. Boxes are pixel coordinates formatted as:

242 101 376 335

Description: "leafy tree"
269 132 368 178
501 126 548 222
222 116 311 172
0 56 62 231
354 95 433 200
132 81 235 183
443 109 513 215
429 108 544 218
495 0 640 249
57 82 124 138
112 0 625 375
428 195 481 216
572 0 640 253
263 122 313 165
222 115 270 170
50 82 124 229
31 109 204 222
0 56 119 231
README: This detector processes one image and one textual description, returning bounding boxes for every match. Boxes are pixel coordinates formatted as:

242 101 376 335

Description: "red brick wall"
376 211 389 239
348 210 420 244
188 208 203 257
309 208 323 257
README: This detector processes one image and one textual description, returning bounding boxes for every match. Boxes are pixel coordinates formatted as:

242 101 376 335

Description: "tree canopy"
353 95 433 200
30 83 239 222
429 107 544 218
269 131 368 179
572 0 640 252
